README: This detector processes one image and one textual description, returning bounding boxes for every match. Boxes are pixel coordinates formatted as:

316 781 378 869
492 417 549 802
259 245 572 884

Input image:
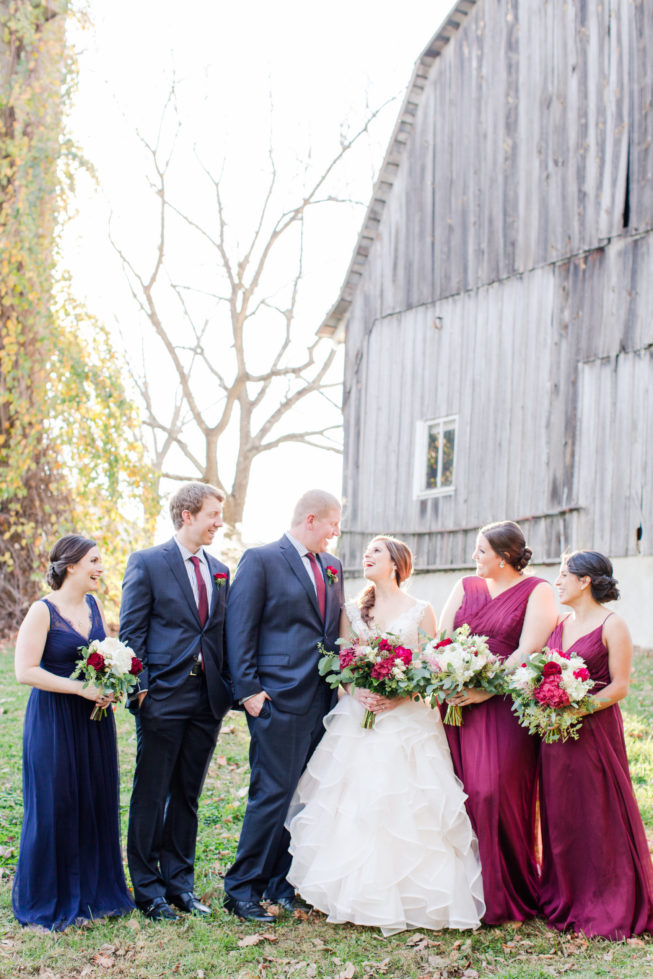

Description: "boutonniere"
325 566 339 585
214 572 228 588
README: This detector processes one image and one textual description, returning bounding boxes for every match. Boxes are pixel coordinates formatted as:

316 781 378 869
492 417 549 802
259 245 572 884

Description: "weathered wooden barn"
321 0 653 642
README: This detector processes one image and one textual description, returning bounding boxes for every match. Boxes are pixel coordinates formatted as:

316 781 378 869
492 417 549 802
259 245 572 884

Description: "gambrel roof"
318 0 478 339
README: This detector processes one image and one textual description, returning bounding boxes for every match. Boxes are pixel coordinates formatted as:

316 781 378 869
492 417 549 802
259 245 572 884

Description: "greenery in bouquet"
71 637 143 720
506 645 596 743
421 624 506 726
318 632 432 729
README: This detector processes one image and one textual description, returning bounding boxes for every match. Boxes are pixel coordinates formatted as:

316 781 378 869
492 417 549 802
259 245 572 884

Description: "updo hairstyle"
360 535 413 625
481 520 532 572
565 550 620 603
46 535 97 590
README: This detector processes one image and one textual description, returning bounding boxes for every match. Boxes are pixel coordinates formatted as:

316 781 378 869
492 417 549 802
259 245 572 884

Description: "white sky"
65 0 453 549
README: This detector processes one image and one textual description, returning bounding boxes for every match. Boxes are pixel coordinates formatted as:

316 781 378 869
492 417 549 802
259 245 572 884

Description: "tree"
111 92 385 538
0 1 157 633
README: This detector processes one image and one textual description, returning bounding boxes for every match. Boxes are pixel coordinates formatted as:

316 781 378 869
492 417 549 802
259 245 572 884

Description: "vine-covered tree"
0 0 157 633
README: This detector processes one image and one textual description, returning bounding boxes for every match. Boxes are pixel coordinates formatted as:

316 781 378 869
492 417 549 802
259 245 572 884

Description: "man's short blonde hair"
169 482 225 529
291 489 341 526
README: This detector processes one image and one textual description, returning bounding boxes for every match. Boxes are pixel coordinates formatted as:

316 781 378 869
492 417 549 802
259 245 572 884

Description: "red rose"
377 638 393 652
214 573 228 588
542 661 562 677
87 651 105 671
573 667 590 682
435 638 453 648
129 657 144 676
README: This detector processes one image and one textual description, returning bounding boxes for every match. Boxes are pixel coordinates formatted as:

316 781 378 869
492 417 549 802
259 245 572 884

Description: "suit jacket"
225 535 344 715
119 537 231 718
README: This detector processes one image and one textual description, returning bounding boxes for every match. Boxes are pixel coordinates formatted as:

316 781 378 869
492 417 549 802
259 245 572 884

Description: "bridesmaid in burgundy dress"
439 521 558 924
539 551 653 938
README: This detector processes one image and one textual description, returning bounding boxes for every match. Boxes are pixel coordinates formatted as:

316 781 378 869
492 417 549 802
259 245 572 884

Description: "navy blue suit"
120 538 231 905
224 535 344 903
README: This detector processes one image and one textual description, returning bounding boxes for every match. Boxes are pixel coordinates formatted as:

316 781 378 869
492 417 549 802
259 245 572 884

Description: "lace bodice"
345 598 428 650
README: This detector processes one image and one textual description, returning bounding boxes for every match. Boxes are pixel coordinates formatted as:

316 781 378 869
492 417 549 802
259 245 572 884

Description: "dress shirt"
285 532 323 596
174 537 213 615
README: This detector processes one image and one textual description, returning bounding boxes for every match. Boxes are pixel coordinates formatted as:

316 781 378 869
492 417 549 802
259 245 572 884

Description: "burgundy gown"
446 575 544 924
539 617 653 938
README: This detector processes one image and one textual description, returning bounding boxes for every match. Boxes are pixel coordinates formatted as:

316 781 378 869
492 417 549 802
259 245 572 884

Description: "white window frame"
413 415 457 499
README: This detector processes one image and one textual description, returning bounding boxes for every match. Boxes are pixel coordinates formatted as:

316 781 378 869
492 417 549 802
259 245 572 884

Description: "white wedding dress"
286 599 485 935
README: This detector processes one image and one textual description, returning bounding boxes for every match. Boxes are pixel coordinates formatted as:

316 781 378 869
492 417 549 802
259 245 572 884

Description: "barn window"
414 416 456 498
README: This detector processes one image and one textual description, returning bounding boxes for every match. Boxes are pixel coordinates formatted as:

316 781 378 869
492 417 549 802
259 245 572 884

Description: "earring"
499 560 505 568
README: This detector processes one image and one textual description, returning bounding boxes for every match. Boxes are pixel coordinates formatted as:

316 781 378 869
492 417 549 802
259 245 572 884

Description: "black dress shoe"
139 896 179 921
167 891 211 916
273 895 310 914
223 896 276 922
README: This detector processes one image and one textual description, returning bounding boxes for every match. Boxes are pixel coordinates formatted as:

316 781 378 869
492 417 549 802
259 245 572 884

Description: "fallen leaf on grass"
462 971 480 978
216 755 227 766
126 918 141 932
627 937 646 946
200 887 219 904
406 933 428 946
238 933 278 948
92 953 115 969
338 965 356 979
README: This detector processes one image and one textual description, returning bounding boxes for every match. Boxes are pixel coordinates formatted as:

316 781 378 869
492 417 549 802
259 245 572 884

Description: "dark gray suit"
120 538 231 904
224 535 343 902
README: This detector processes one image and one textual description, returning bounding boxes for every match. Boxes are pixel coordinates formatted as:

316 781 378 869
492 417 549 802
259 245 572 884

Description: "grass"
0 646 652 979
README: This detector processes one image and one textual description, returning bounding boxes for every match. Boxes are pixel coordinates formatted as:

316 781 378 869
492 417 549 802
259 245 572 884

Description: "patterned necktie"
189 555 209 627
306 552 326 620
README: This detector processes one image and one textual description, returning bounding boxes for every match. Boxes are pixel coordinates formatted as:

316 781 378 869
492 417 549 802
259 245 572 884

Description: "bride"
286 536 485 935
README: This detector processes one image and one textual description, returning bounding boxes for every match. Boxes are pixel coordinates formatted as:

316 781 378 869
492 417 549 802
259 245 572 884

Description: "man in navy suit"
120 482 232 921
223 489 344 922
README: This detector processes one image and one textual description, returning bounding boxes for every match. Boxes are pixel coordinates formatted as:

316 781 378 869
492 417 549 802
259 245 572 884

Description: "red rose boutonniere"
325 566 338 585
214 572 228 588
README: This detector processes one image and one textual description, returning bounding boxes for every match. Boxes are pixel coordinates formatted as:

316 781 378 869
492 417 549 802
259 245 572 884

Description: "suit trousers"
127 674 221 905
224 693 330 903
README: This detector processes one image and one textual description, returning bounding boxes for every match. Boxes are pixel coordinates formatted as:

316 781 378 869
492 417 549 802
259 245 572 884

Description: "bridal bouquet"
318 632 428 729
71 637 143 721
506 646 596 743
421 624 505 726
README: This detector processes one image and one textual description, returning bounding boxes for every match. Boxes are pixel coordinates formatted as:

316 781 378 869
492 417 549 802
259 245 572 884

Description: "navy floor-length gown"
12 595 134 930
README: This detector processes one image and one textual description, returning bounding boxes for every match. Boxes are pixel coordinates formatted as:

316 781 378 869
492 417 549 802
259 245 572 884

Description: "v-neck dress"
445 575 544 924
12 595 134 930
538 618 653 937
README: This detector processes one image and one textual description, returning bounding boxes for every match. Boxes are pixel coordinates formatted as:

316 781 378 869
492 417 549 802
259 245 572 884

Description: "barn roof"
318 0 478 339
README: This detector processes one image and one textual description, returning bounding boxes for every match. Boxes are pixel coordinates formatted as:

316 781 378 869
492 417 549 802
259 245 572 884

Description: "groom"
120 482 232 921
223 489 344 922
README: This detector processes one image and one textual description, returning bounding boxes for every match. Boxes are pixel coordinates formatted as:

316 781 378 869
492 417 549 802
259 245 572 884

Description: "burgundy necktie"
189 555 209 626
306 552 326 620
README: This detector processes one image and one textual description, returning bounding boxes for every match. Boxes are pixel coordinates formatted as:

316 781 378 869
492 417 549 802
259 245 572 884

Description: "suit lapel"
162 539 201 624
205 554 225 620
279 536 322 622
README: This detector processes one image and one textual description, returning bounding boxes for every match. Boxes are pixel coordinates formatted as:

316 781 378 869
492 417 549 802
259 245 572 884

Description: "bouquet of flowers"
318 631 430 729
506 646 596 743
421 624 506 726
71 637 143 721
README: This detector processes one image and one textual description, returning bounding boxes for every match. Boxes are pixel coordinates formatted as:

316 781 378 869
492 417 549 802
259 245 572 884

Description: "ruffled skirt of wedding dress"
286 695 485 935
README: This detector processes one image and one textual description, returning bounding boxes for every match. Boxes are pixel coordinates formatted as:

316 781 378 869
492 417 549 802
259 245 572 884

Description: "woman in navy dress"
12 534 134 930
539 551 653 938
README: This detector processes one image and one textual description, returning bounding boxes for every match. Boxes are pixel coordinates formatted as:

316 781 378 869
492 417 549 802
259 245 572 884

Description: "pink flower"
548 647 571 660
395 646 412 665
573 667 590 682
339 648 356 669
377 638 393 652
371 658 395 679
542 661 562 677
534 678 570 708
